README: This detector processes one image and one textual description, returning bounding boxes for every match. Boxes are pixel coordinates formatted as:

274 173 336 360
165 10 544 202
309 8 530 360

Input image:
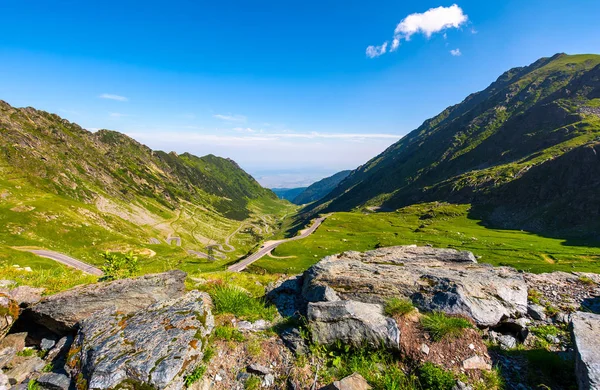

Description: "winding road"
228 215 329 272
21 249 104 276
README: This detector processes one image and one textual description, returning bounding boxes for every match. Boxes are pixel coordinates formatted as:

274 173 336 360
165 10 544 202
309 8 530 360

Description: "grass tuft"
384 297 415 317
209 283 277 322
421 312 472 342
184 365 206 387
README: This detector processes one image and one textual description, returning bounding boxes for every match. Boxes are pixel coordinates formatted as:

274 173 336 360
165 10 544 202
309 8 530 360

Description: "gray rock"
69 290 213 390
321 372 371 390
527 304 547 321
0 372 8 390
7 286 45 307
571 311 600 389
453 381 474 390
302 246 527 327
307 300 400 350
0 347 16 369
40 338 56 351
236 319 270 332
421 344 430 355
0 333 27 352
262 374 275 387
44 336 72 363
462 355 491 371
279 328 307 355
5 356 45 384
247 363 272 376
497 334 518 350
266 275 307 317
28 270 186 334
36 373 71 390
555 312 570 324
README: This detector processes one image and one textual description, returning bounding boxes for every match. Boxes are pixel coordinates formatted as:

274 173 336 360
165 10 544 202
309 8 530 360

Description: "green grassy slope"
309 54 600 236
255 203 600 275
0 100 295 274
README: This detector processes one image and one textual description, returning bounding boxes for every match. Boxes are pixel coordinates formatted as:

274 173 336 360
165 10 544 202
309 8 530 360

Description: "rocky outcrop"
308 300 400 350
28 270 186 334
302 246 527 327
68 290 213 390
571 311 600 389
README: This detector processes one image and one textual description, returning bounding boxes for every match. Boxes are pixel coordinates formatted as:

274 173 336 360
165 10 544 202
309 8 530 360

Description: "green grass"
183 365 207 387
418 362 455 390
212 325 245 342
208 284 277 322
0 263 97 295
384 297 415 317
421 312 473 342
257 203 600 274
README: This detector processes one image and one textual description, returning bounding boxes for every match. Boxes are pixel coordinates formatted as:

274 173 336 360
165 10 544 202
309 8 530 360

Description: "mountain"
292 170 352 205
0 100 290 267
310 54 600 236
271 187 307 202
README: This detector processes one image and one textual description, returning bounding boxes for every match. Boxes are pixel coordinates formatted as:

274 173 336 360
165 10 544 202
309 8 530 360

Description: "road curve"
24 249 104 276
228 215 329 272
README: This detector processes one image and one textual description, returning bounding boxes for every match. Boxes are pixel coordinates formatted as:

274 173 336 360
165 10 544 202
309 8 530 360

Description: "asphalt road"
26 249 104 276
227 215 328 272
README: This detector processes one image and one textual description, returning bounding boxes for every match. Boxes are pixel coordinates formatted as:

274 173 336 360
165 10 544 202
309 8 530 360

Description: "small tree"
100 251 139 281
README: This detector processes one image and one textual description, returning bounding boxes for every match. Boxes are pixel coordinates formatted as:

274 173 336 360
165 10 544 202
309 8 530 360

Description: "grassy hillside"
310 54 600 237
292 170 352 205
254 203 600 275
0 100 295 274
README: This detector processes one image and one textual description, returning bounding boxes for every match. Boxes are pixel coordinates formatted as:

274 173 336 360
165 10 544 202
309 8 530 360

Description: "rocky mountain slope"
271 187 306 202
292 170 351 205
0 100 291 268
310 54 600 236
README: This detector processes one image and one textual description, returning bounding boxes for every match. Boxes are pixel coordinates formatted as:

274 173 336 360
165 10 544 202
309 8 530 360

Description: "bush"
100 251 139 281
213 325 245 342
384 297 415 317
210 284 277 321
421 312 472 341
418 362 455 390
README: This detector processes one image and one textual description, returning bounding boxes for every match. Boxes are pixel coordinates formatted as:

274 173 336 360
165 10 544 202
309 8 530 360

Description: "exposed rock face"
0 294 19 338
28 270 186 334
69 290 213 390
302 246 527 326
307 300 400 350
571 311 600 389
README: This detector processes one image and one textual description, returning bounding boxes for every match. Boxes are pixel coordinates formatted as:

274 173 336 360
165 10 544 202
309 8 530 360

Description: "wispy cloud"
99 93 128 102
214 113 247 122
367 4 468 57
450 48 462 56
127 131 401 143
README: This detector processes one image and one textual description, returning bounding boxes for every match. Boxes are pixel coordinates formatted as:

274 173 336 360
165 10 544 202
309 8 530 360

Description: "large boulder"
28 270 186 334
302 246 527 327
571 311 600 389
0 294 19 338
307 300 400 350
68 290 214 390
321 372 371 390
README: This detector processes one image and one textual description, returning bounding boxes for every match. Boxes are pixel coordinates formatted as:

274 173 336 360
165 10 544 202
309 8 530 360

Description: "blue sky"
1 0 599 187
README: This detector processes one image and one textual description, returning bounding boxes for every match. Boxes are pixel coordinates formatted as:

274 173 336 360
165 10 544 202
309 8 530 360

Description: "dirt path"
228 214 329 272
19 249 104 276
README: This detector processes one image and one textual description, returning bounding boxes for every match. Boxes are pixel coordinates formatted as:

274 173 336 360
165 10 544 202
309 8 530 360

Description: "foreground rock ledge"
68 290 214 390
571 311 600 390
28 270 186 334
302 245 528 327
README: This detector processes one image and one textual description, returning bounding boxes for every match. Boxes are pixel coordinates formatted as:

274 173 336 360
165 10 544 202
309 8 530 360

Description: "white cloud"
450 48 462 56
366 41 388 58
233 127 257 133
99 93 128 102
367 4 468 57
214 113 247 122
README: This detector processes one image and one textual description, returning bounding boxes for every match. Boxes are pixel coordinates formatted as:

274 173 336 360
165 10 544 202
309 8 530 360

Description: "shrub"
210 284 277 321
184 365 206 387
244 375 261 390
384 297 415 317
421 312 472 341
100 251 139 281
418 362 455 390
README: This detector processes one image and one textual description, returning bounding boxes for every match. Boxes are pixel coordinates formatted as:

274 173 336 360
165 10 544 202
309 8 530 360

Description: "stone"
0 372 8 390
527 304 547 321
555 312 570 324
0 347 16 369
497 334 518 350
44 336 72 363
0 333 27 352
236 319 270 332
40 338 56 351
302 246 527 327
453 381 474 390
69 290 213 390
421 344 430 355
321 372 371 390
307 300 400 350
280 328 307 355
266 275 307 317
462 355 491 371
8 286 45 307
262 374 275 387
28 270 186 334
0 294 19 338
247 363 272 376
36 373 71 390
571 311 600 389
5 356 45 384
